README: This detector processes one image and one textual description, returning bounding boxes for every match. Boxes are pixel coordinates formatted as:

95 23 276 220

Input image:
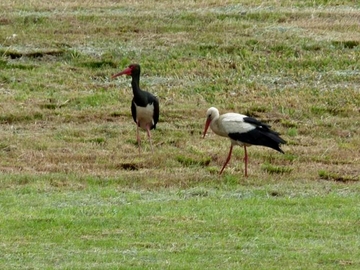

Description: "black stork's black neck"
130 66 150 107
130 71 142 96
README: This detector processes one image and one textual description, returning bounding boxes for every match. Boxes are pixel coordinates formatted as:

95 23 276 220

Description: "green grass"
1 0 360 269
0 178 359 269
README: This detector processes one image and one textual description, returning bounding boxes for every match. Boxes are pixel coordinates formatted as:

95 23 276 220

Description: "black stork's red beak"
203 117 211 138
111 67 132 79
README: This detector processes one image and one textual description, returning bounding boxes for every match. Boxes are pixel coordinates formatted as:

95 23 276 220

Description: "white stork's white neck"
206 107 228 137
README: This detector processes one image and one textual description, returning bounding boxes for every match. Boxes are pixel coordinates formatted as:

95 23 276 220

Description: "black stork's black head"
112 64 140 79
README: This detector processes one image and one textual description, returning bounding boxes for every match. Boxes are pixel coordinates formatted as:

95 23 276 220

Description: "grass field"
1 0 360 269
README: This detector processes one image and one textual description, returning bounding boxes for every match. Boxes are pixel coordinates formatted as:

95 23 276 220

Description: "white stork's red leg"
244 146 248 177
220 145 233 175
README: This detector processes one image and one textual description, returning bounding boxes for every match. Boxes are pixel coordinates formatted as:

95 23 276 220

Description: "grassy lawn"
0 0 360 269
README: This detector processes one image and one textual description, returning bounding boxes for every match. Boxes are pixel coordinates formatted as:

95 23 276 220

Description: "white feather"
135 102 154 130
207 107 255 137
220 113 256 134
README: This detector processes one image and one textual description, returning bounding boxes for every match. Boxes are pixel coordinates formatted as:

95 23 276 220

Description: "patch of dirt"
119 163 139 171
1 49 64 59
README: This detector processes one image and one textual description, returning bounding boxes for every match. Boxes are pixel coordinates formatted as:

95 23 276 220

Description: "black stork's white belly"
134 102 155 130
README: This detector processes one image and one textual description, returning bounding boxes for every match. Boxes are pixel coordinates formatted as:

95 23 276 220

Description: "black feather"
228 119 286 153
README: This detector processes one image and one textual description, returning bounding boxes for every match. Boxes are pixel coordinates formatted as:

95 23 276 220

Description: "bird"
112 64 159 153
203 107 286 177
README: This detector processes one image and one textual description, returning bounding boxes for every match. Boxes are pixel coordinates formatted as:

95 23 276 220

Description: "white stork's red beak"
203 118 211 138
111 67 132 79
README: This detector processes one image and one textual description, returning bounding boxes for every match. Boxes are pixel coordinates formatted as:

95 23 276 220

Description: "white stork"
203 107 286 177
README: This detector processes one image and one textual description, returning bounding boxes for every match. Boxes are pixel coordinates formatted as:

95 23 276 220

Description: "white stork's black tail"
229 117 286 153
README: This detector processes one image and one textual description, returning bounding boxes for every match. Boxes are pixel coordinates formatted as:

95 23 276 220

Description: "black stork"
112 64 159 153
203 107 286 177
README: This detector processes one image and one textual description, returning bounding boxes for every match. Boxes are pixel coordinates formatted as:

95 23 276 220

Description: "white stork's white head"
203 107 220 138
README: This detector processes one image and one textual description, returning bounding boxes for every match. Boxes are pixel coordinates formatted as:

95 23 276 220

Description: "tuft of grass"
331 40 359 49
76 60 118 69
176 155 211 167
0 48 64 59
261 163 293 174
85 137 106 145
287 127 298 137
281 119 297 128
318 170 359 183
0 112 44 124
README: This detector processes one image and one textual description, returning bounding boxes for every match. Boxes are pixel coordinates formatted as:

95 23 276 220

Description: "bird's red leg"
136 124 141 154
146 124 153 153
220 145 233 175
243 146 248 177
